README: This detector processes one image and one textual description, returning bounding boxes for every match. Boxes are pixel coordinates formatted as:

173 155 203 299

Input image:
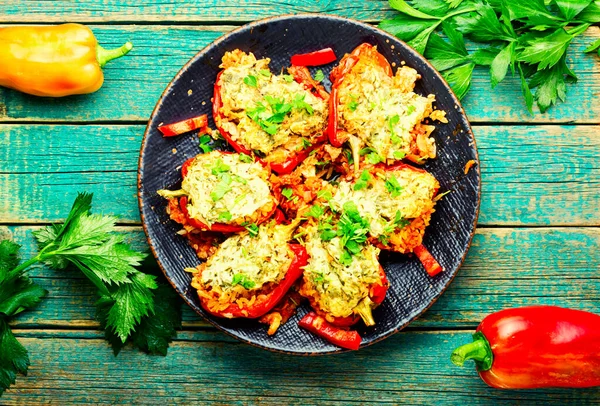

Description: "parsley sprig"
0 193 181 394
380 0 599 113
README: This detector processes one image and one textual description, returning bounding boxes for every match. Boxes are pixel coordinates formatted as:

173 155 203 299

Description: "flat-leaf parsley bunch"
380 0 600 113
0 193 181 396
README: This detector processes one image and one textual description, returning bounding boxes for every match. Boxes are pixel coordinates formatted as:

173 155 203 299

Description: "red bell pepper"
291 47 337 67
299 312 362 350
213 69 328 175
327 43 392 147
199 244 309 319
451 306 600 389
158 114 209 137
273 208 287 225
413 244 443 277
287 65 330 101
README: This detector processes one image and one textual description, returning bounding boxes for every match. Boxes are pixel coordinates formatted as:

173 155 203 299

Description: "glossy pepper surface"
198 244 309 319
0 23 132 97
298 312 362 350
451 306 600 389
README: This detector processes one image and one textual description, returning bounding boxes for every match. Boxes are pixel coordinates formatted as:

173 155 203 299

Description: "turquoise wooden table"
1 2 600 404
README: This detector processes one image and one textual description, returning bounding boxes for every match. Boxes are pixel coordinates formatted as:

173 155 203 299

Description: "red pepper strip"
291 47 337 67
369 266 389 305
451 306 600 389
274 208 287 225
269 145 316 175
158 114 208 137
413 244 443 277
299 312 362 350
201 244 309 319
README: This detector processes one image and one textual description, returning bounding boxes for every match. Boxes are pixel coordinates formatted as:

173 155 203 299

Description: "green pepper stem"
97 42 133 68
355 297 375 327
450 332 493 371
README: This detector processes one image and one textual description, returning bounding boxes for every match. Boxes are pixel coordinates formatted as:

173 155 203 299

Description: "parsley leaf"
239 153 254 163
0 318 30 396
518 27 575 70
232 273 256 289
199 134 212 153
282 74 294 82
306 204 325 218
491 42 516 88
210 173 232 201
218 211 232 222
243 75 258 87
354 170 372 191
282 187 294 200
317 190 333 201
244 223 259 237
293 94 314 115
442 63 475 100
313 69 325 82
385 174 404 197
259 69 271 77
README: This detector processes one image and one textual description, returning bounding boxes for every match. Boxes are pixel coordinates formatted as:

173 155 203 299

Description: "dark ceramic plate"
138 14 480 354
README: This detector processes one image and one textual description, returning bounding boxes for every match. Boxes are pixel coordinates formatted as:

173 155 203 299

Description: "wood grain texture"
2 124 599 225
0 1 394 23
0 26 598 124
2 329 599 404
5 225 599 329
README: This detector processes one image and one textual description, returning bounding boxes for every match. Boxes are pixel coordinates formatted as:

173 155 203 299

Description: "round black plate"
138 14 480 354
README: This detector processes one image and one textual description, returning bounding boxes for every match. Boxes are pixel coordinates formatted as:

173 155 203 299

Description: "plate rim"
137 13 482 355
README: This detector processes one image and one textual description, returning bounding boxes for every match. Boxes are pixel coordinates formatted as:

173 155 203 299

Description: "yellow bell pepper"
0 23 132 97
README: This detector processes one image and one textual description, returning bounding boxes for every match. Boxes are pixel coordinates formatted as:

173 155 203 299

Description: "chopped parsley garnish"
388 114 401 145
231 273 256 289
243 75 258 87
380 211 410 245
385 174 403 197
231 174 247 185
281 187 294 201
210 158 230 175
313 271 325 283
344 149 354 165
244 223 259 237
394 210 410 228
306 204 324 218
366 152 382 164
239 153 254 163
293 93 314 115
301 138 312 150
313 69 325 82
354 169 372 191
316 190 332 201
318 215 337 241
259 69 271 77
337 202 370 265
217 211 232 222
210 173 232 201
393 150 406 160
406 105 416 115
199 134 212 153
282 74 294 83
347 95 359 112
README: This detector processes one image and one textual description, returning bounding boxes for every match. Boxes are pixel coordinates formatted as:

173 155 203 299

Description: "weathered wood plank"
0 1 394 23
2 124 599 226
0 26 598 123
2 329 599 404
5 225 600 329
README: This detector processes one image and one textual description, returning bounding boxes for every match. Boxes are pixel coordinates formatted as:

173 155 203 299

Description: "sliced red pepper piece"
200 244 309 319
158 114 209 137
179 196 246 233
180 157 195 178
291 47 337 67
370 266 389 305
299 312 362 350
274 208 287 225
413 244 443 277
287 65 329 101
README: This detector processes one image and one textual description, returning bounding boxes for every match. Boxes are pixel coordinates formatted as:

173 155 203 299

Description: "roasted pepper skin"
198 244 309 319
0 23 132 97
452 306 600 389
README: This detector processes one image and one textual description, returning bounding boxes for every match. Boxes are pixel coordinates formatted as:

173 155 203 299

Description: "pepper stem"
97 42 133 68
355 297 375 327
450 331 493 371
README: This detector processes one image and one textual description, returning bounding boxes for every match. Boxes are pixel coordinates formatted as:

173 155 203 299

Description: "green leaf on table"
442 63 475 99
408 22 442 54
379 15 440 42
444 0 465 8
584 38 600 53
469 47 502 66
503 0 563 24
0 318 29 397
528 57 576 112
97 283 181 356
553 0 593 21
426 34 469 71
389 0 442 19
490 42 516 88
518 64 535 114
454 2 515 42
518 27 573 70
577 1 600 23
